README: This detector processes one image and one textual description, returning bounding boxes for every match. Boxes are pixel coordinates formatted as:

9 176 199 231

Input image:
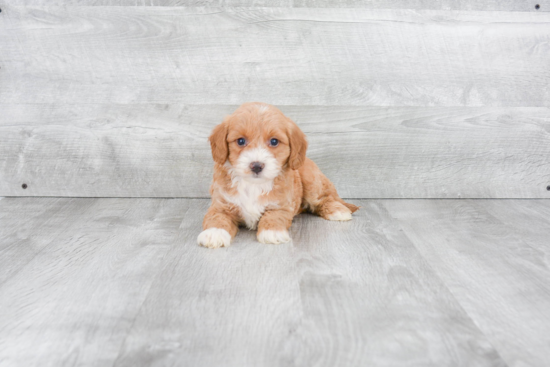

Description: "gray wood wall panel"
2 5 549 198
1 104 549 198
8 1 550 12
1 7 549 106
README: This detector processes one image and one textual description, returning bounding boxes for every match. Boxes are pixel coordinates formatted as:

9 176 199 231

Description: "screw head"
22 183 28 189
535 4 540 9
547 185 550 191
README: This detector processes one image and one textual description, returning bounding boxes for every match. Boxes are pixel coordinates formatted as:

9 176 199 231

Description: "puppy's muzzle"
250 162 265 174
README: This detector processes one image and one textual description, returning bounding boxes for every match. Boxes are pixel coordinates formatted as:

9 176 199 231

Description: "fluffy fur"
197 102 359 248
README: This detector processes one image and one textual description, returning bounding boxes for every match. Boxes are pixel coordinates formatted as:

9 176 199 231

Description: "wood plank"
0 198 186 367
1 7 549 106
8 0 550 12
383 199 550 367
1 104 549 198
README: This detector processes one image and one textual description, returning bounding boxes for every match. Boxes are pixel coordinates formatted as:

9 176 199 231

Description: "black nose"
250 162 265 174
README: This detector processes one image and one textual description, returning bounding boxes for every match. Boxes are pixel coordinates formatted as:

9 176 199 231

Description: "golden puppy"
198 102 359 248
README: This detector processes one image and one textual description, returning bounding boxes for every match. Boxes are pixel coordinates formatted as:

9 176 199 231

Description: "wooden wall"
1 3 549 198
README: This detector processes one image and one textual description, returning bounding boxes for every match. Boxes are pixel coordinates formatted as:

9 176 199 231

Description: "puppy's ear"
209 120 229 165
287 119 308 170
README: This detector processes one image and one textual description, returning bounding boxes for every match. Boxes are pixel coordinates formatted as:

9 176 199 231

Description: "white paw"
197 228 231 249
328 210 352 221
257 229 291 245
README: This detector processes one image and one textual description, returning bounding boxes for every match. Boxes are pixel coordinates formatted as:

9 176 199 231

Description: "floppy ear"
287 119 308 170
209 120 229 165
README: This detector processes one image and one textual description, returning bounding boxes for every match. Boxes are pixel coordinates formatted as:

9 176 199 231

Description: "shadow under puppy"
198 102 359 248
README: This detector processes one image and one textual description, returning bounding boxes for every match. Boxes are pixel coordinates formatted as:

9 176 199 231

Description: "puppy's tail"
338 199 360 213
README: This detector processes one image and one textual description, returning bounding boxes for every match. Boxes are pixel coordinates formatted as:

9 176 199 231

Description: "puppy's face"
209 103 307 183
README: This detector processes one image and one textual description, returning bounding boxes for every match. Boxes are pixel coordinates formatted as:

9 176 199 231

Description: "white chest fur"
222 178 274 230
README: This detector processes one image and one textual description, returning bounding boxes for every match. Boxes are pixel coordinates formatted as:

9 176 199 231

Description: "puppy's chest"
223 186 276 230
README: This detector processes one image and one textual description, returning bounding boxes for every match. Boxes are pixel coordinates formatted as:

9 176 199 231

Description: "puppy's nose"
250 162 265 174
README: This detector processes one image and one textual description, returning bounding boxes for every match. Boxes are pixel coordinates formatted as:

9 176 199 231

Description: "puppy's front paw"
197 228 231 249
257 229 291 245
327 210 352 221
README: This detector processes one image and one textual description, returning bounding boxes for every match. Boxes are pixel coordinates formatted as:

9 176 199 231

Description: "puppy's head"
209 103 307 183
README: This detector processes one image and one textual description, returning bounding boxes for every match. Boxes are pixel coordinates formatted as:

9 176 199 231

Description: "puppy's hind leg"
318 199 355 221
299 158 359 221
318 192 360 221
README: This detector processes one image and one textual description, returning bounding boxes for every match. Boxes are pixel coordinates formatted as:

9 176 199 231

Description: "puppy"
197 102 359 248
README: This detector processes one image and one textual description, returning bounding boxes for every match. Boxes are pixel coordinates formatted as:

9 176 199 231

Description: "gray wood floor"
1 198 548 367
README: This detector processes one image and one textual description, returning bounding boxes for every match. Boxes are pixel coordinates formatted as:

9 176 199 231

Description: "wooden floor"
0 198 549 367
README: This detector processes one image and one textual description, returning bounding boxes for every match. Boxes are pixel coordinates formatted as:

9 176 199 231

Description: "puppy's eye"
237 138 246 146
269 138 279 147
